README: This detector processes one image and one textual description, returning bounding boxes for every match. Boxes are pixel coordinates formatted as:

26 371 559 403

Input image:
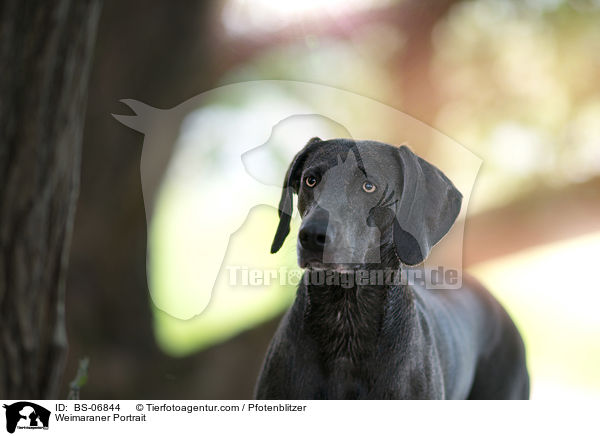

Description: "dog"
254 138 529 399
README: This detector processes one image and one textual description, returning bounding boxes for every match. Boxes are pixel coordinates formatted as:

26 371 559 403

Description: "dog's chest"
305 284 386 398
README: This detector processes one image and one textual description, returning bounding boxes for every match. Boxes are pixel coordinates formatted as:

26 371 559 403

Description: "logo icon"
2 402 50 433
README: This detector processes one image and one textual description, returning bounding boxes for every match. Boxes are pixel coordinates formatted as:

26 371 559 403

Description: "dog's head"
271 138 462 270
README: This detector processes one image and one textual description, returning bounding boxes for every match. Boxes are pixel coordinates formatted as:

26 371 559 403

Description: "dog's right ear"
271 137 322 253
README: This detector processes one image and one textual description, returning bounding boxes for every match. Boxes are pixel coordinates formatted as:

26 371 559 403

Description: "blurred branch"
463 177 600 266
224 1 454 67
220 0 458 151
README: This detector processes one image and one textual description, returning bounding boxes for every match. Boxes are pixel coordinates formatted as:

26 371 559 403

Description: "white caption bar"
1 400 597 436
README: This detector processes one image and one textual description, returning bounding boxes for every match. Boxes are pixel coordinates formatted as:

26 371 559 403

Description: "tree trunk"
0 0 101 399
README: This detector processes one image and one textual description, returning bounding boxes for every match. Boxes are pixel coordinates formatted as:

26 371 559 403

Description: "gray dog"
255 138 529 399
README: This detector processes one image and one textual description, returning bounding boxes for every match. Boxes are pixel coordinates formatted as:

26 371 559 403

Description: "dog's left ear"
392 145 462 265
271 137 322 253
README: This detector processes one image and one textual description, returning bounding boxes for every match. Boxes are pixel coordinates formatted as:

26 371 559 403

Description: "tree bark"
0 0 101 399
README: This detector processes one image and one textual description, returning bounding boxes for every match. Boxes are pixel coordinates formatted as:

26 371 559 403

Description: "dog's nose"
299 222 330 252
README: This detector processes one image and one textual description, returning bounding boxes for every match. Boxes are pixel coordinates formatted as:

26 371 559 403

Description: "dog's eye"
305 175 318 188
362 181 376 193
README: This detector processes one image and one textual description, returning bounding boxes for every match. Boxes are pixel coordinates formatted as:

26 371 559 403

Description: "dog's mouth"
301 259 362 272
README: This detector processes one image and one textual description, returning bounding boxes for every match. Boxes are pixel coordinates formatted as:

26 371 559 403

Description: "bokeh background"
65 0 600 399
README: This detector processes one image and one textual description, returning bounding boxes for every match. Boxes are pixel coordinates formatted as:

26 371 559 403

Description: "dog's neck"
304 278 388 366
302 247 412 370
